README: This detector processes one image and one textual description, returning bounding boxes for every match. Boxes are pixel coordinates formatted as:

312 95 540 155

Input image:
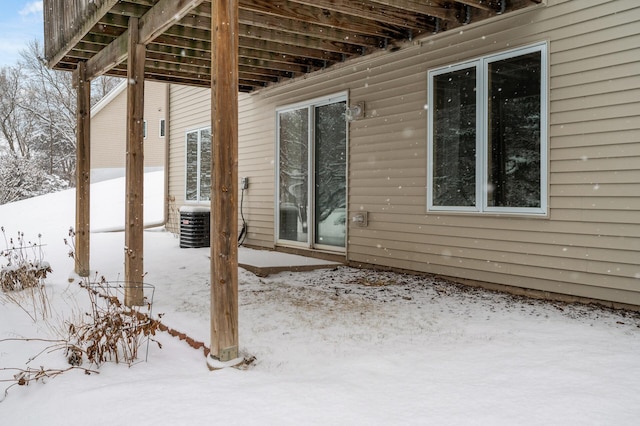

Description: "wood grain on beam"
239 0 409 38
84 30 129 79
138 0 205 43
452 0 497 11
239 10 386 49
210 0 240 363
369 0 459 20
124 17 146 307
75 62 91 277
285 0 435 29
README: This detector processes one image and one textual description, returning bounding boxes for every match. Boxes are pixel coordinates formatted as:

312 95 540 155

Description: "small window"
427 43 547 215
159 119 166 138
185 127 211 202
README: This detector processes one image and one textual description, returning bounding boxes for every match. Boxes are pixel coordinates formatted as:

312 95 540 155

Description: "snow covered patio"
2 228 640 424
238 247 341 277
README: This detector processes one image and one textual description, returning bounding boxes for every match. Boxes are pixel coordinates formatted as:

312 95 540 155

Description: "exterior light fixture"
346 101 365 121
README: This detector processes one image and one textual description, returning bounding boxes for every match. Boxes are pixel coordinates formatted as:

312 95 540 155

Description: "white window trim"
275 91 349 251
184 126 211 204
427 42 548 216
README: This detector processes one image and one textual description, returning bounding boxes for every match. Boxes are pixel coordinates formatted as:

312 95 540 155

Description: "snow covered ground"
1 171 640 425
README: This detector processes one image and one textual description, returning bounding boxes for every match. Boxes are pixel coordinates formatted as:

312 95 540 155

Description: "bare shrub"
65 275 161 367
0 276 160 401
0 227 52 320
1 227 51 291
0 365 99 402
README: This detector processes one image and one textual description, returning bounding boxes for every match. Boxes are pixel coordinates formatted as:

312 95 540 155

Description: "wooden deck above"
44 0 540 92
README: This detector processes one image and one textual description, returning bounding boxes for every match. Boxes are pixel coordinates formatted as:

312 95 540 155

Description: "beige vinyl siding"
342 0 640 305
237 93 276 247
166 84 211 232
166 0 640 305
91 81 166 172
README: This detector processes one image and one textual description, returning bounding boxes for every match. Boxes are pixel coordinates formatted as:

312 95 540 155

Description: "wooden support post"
124 17 146 306
75 62 91 277
210 0 240 363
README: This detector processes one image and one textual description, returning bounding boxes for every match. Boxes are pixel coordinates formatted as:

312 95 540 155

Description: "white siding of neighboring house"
91 80 167 181
168 0 640 307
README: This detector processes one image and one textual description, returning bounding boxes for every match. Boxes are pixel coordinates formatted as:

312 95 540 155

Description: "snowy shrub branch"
0 227 51 291
65 274 162 367
0 227 52 321
0 366 99 402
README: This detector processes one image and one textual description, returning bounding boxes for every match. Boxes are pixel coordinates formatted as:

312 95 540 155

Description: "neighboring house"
166 1 640 307
91 80 167 182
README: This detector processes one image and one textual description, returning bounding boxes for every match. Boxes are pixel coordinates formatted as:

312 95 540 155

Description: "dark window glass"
432 67 477 207
487 51 541 208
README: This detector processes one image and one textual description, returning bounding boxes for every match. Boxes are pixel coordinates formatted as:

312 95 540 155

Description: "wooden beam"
139 0 205 43
210 0 240 363
239 36 345 61
75 62 91 277
238 0 409 38
153 29 345 62
285 0 439 29
452 0 500 12
239 53 312 74
368 0 460 19
124 17 146 307
145 44 305 79
107 2 153 18
140 8 388 54
81 0 205 81
238 10 386 49
84 29 129 80
239 24 364 56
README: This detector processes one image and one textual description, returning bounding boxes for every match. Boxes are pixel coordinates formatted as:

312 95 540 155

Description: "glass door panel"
314 101 346 248
278 108 309 243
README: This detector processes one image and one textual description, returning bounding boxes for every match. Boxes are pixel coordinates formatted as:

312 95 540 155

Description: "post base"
207 355 245 370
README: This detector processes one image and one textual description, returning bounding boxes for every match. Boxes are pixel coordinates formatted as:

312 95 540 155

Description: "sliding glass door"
277 95 347 250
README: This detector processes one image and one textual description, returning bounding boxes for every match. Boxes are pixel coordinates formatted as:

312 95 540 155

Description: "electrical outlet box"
352 211 368 227
241 177 249 190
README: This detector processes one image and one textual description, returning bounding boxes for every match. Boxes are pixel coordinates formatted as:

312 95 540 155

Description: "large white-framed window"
276 92 348 251
427 43 547 215
185 127 211 202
